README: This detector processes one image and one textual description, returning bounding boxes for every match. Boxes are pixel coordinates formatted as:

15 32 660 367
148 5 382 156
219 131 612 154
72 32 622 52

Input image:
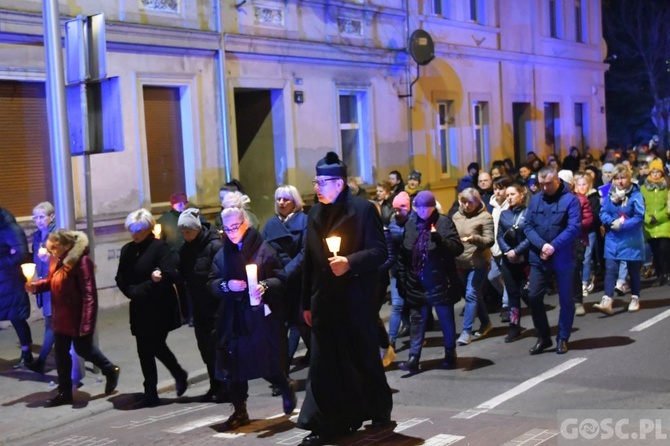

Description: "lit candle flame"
153 224 162 238
325 236 341 257
21 263 36 283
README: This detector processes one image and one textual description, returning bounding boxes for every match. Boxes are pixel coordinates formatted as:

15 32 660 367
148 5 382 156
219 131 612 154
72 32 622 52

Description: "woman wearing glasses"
261 185 309 391
209 206 296 432
115 208 188 407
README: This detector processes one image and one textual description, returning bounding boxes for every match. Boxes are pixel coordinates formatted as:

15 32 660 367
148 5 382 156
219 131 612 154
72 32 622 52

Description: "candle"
153 224 162 238
245 264 261 306
21 263 36 283
38 247 48 257
325 236 341 257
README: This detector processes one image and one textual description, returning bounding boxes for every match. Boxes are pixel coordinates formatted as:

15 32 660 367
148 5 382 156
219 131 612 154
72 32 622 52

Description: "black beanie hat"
316 152 347 177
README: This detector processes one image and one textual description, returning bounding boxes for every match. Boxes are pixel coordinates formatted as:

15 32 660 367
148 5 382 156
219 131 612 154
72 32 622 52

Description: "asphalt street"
2 282 670 445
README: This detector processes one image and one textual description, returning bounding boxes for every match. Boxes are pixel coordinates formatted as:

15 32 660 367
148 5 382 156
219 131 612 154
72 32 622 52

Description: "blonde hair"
274 185 304 214
458 187 482 204
612 164 631 180
48 229 76 247
573 172 593 190
220 206 249 224
222 191 252 210
33 201 55 216
124 208 155 232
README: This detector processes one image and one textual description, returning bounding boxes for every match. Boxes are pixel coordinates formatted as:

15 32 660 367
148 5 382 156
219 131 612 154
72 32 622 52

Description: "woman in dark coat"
115 208 187 407
396 191 464 373
497 183 531 342
0 206 33 368
27 201 57 373
261 185 309 383
209 207 296 432
177 208 224 402
29 230 120 406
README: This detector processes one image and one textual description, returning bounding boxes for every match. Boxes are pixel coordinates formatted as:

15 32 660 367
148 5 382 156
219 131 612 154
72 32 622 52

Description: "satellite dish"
408 29 435 66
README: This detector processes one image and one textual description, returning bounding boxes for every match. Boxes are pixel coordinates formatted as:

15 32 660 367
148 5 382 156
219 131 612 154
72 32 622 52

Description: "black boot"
13 350 33 369
505 324 522 343
26 358 45 374
441 349 457 369
398 355 420 373
104 365 121 395
281 379 298 414
45 392 73 407
221 402 250 431
175 369 188 397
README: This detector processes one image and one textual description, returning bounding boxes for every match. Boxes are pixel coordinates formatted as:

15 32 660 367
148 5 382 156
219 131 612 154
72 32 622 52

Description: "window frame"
336 88 373 184
435 100 457 179
472 100 490 172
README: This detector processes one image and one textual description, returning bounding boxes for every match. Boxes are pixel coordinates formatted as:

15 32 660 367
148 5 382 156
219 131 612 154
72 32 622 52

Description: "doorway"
234 88 286 227
512 102 532 168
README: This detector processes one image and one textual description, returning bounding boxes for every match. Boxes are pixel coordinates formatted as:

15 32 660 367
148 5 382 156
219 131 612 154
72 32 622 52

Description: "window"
472 101 490 170
436 101 456 177
338 90 371 183
143 86 186 204
433 0 443 16
575 0 584 42
549 0 558 38
574 102 588 152
469 0 478 22
544 102 561 153
0 81 52 216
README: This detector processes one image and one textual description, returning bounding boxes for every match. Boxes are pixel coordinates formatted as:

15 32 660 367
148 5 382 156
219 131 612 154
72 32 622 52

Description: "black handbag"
503 210 526 247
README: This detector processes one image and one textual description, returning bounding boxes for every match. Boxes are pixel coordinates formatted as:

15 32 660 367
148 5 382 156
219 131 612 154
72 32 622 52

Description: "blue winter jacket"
600 184 645 261
524 181 581 269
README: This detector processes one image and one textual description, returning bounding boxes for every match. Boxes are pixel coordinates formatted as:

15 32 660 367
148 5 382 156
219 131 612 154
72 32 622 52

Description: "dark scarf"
412 210 439 277
219 227 264 339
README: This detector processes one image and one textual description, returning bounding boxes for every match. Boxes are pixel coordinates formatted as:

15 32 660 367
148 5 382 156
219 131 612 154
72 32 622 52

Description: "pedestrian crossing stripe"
165 415 229 433
423 434 466 445
212 432 246 439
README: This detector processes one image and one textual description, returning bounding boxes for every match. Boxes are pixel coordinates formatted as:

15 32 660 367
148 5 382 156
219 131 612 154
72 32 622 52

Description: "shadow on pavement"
566 336 634 350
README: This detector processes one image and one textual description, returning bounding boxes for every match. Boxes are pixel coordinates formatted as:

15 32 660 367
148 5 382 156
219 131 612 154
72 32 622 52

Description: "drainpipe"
404 0 414 169
215 0 232 182
42 0 75 229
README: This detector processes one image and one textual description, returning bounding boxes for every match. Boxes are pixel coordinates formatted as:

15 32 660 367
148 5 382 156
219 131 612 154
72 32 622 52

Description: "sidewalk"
0 303 209 445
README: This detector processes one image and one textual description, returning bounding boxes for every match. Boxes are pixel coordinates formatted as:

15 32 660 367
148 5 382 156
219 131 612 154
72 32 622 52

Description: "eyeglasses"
222 222 244 234
312 178 339 188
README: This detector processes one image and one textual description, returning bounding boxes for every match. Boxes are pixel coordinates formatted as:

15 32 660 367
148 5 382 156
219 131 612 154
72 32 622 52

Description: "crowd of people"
1 142 669 445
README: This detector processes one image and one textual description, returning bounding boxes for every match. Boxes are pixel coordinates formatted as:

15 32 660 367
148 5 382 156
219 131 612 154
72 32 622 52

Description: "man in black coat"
0 206 33 368
297 152 392 446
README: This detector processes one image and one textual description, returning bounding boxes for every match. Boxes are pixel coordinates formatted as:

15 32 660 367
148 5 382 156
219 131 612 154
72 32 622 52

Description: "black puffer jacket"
0 208 31 321
397 212 464 307
178 223 223 321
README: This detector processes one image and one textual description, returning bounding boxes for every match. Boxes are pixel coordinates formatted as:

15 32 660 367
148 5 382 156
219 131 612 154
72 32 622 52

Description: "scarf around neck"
609 183 633 205
412 210 439 277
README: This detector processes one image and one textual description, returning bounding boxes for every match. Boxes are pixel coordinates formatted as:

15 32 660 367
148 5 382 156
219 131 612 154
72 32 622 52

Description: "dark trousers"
500 259 528 325
528 264 575 342
648 238 670 279
408 303 456 357
135 330 185 397
572 242 586 304
193 315 220 391
11 319 32 347
229 374 289 410
54 332 114 395
604 259 641 297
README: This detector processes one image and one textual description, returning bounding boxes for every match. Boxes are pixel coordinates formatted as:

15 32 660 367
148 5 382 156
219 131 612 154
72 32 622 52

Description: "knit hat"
558 169 573 185
316 151 347 177
649 158 664 174
392 191 411 212
602 163 615 173
408 170 422 182
177 208 202 230
170 192 188 205
413 190 436 207
467 162 480 173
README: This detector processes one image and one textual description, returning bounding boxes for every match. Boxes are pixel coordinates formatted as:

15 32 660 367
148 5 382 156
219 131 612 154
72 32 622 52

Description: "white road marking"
452 358 588 419
266 409 299 419
393 417 431 432
164 415 228 433
212 432 246 439
630 309 670 332
110 404 211 429
423 434 465 445
47 436 117 445
501 428 558 445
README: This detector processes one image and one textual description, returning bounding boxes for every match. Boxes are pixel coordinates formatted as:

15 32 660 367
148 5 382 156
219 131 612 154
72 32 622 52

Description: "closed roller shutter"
143 86 185 204
0 81 52 217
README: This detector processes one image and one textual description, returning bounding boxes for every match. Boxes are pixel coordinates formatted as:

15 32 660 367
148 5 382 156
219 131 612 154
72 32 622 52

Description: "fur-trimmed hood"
62 231 90 269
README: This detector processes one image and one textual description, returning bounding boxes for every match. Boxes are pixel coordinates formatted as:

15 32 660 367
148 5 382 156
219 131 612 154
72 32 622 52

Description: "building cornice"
224 33 407 66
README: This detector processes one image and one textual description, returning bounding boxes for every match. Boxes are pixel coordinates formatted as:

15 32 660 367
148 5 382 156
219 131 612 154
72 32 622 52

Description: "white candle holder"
21 263 36 283
153 224 162 238
325 236 341 257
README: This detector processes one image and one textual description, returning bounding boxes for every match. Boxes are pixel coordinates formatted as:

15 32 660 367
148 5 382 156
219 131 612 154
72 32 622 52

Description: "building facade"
0 0 606 307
